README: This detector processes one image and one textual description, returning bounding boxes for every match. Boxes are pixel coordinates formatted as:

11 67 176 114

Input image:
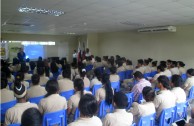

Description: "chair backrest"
111 81 120 92
125 92 134 109
143 73 151 79
138 113 156 126
125 70 133 79
131 123 136 126
52 72 60 80
84 87 90 91
167 76 172 80
174 102 188 122
74 108 80 121
92 84 102 95
60 90 74 101
8 124 21 126
85 65 93 72
42 109 67 126
150 71 157 78
158 107 175 126
138 93 144 104
181 74 187 82
118 71 125 81
187 86 194 100
98 100 114 119
8 82 13 90
29 95 44 104
1 100 17 122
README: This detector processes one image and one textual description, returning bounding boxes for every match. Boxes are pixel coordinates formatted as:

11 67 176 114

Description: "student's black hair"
171 75 183 87
37 67 45 76
161 62 167 69
12 58 19 65
160 61 166 67
142 86 155 102
167 59 172 63
21 108 42 126
152 61 157 67
94 68 102 81
29 61 36 71
37 60 45 68
117 59 123 67
148 58 153 63
102 73 113 105
62 67 71 79
172 61 178 67
157 65 165 72
24 66 29 73
16 72 25 81
14 77 26 99
45 79 59 98
157 75 171 90
108 58 114 67
126 60 132 65
144 59 149 65
133 71 144 79
2 66 12 78
78 94 98 117
32 74 40 85
26 58 30 62
45 66 50 77
113 92 128 109
50 61 59 73
138 59 143 65
187 68 194 76
110 66 117 74
1 78 8 89
74 78 84 97
178 61 185 67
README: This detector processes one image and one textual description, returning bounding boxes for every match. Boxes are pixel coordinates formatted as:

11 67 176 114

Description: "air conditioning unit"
138 26 176 33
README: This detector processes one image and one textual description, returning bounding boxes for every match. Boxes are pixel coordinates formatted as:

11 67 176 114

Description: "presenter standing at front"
17 48 26 62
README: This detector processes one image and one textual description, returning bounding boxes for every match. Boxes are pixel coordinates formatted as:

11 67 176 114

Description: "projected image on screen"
24 45 44 60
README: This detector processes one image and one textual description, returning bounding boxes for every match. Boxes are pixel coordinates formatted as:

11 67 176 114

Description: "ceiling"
2 0 194 35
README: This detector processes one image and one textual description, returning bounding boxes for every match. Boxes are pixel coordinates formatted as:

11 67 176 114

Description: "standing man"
17 48 26 62
72 50 77 63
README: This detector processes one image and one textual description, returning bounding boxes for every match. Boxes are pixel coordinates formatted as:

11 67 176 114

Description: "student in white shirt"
130 86 156 124
37 67 49 86
166 59 172 69
170 61 180 75
150 65 165 86
183 68 194 96
151 61 157 72
103 91 133 126
117 59 125 73
143 59 151 74
134 59 145 74
73 50 77 63
162 63 172 77
68 94 102 126
177 61 186 75
90 68 102 88
154 75 176 119
23 66 32 81
124 60 133 71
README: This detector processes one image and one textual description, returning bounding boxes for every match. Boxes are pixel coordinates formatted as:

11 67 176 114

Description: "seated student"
68 79 92 121
122 57 127 67
39 79 67 114
143 59 151 74
68 94 102 126
183 68 194 96
10 58 21 72
4 80 38 125
90 69 102 88
27 74 47 99
80 69 90 88
12 72 29 90
130 86 156 123
109 66 120 82
95 73 114 103
166 59 172 69
185 108 194 126
5 67 15 83
151 61 157 72
103 92 133 126
71 62 79 79
58 68 74 92
124 59 133 70
134 59 145 74
170 75 186 103
107 58 115 68
162 63 172 77
23 66 32 81
37 67 49 86
154 75 176 119
0 78 15 103
177 61 186 75
102 56 109 68
150 65 165 85
131 71 152 102
170 61 180 75
93 56 103 69
21 108 42 126
116 59 125 73
147 58 153 67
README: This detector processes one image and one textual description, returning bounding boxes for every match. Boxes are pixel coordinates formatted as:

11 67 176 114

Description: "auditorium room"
1 0 194 126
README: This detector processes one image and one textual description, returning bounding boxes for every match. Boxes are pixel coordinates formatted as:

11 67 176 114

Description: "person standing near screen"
73 50 77 63
17 48 26 62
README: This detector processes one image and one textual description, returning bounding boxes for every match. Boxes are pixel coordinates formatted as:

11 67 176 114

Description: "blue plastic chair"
125 70 133 79
60 90 74 101
29 95 44 104
1 100 17 122
84 87 90 91
42 109 67 126
118 71 125 81
138 93 144 104
98 100 114 119
131 123 136 126
138 113 156 126
143 73 151 79
150 71 157 78
125 92 134 109
156 107 175 126
74 108 80 121
92 84 102 95
8 82 13 90
167 76 172 80
8 124 21 126
174 102 188 122
85 65 93 72
187 86 194 101
111 81 120 92
52 71 60 80
181 74 187 82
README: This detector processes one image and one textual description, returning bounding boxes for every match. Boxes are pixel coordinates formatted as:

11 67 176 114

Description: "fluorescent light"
67 32 76 35
18 7 65 16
